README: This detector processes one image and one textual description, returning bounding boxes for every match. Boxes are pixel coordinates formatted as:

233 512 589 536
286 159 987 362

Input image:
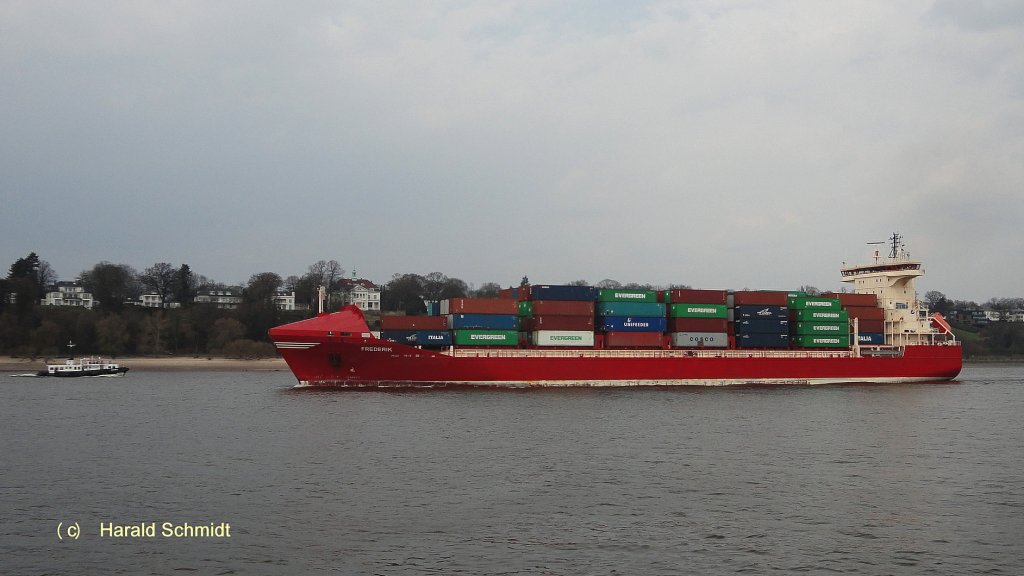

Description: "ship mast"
888 232 903 259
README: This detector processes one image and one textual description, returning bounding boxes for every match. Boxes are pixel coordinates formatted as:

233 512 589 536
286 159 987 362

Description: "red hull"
269 307 962 388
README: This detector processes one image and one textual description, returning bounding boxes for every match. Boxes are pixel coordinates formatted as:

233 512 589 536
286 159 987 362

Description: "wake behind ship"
269 236 961 388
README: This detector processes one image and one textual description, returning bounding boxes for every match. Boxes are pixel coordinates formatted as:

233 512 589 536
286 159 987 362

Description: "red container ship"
269 237 961 388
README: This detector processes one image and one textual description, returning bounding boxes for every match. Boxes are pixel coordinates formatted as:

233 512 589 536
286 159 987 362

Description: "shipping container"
792 334 850 348
853 319 885 333
453 330 519 346
380 315 450 330
668 303 728 319
822 292 879 307
598 289 658 303
518 300 533 318
596 301 666 317
792 322 846 335
734 305 789 319
598 316 668 332
424 301 441 316
787 297 842 311
441 298 518 315
855 332 885 345
499 287 526 300
604 331 664 348
732 291 790 306
380 330 417 344
529 285 598 301
670 332 729 348
664 289 728 304
735 332 790 348
532 300 596 316
845 306 885 320
527 315 595 331
791 309 849 323
414 331 452 347
734 317 790 333
531 330 595 347
668 317 729 333
448 314 519 330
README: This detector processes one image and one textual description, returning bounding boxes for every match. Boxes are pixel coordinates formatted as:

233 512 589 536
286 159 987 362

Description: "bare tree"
141 262 177 305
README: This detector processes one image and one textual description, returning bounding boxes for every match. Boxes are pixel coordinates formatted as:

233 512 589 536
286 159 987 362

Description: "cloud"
1 1 1022 300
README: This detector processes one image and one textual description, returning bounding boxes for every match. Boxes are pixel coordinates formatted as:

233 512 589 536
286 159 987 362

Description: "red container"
604 331 664 348
380 315 449 330
531 300 595 316
499 287 525 300
527 315 595 331
665 289 728 304
846 306 885 320
445 298 518 315
854 319 885 332
823 292 879 307
668 318 729 332
732 291 789 306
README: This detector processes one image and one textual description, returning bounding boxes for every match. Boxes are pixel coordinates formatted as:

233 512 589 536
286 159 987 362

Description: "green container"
518 301 533 318
453 330 519 346
596 302 666 317
669 303 728 318
793 334 850 348
791 309 849 323
788 297 841 311
786 291 807 299
597 289 658 303
793 322 847 335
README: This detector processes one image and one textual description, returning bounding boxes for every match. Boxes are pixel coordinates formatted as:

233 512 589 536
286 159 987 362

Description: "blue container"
596 302 666 317
598 316 668 332
381 330 417 344
529 285 598 301
855 332 885 345
448 314 519 330
415 331 452 347
734 317 790 333
424 301 440 316
735 332 790 348
735 305 789 319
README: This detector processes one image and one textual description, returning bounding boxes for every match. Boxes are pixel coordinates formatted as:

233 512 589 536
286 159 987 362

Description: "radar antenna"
866 240 885 263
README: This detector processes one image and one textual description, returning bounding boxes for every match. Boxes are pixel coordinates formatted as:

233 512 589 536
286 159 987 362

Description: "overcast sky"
2 1 1022 302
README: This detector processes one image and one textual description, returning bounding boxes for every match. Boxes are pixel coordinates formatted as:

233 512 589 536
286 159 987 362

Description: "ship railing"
447 348 858 360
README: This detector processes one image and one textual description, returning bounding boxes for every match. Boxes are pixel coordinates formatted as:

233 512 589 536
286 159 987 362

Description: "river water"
3 364 1023 575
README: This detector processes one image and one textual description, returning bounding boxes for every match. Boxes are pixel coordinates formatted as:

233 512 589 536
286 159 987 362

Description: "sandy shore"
0 355 287 372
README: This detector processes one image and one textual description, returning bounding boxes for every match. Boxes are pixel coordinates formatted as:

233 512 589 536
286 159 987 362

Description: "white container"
531 330 595 347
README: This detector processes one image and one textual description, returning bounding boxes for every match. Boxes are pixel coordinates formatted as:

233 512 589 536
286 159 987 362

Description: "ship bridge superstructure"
840 234 953 347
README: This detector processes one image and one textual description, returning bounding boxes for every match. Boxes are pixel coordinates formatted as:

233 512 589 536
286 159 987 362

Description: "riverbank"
0 356 287 372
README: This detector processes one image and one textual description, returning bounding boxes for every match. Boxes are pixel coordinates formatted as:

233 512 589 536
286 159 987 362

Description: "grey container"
670 332 729 348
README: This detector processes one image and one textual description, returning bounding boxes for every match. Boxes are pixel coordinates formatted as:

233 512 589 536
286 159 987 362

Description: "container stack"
665 289 728 348
824 292 885 345
527 285 598 347
732 291 791 348
595 288 665 348
380 315 452 348
789 297 849 348
444 297 520 347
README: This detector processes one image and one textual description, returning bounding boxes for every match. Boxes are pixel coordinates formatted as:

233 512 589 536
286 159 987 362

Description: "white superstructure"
840 234 953 347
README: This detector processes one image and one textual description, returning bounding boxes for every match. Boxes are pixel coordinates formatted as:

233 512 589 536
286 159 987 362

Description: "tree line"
0 253 513 358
